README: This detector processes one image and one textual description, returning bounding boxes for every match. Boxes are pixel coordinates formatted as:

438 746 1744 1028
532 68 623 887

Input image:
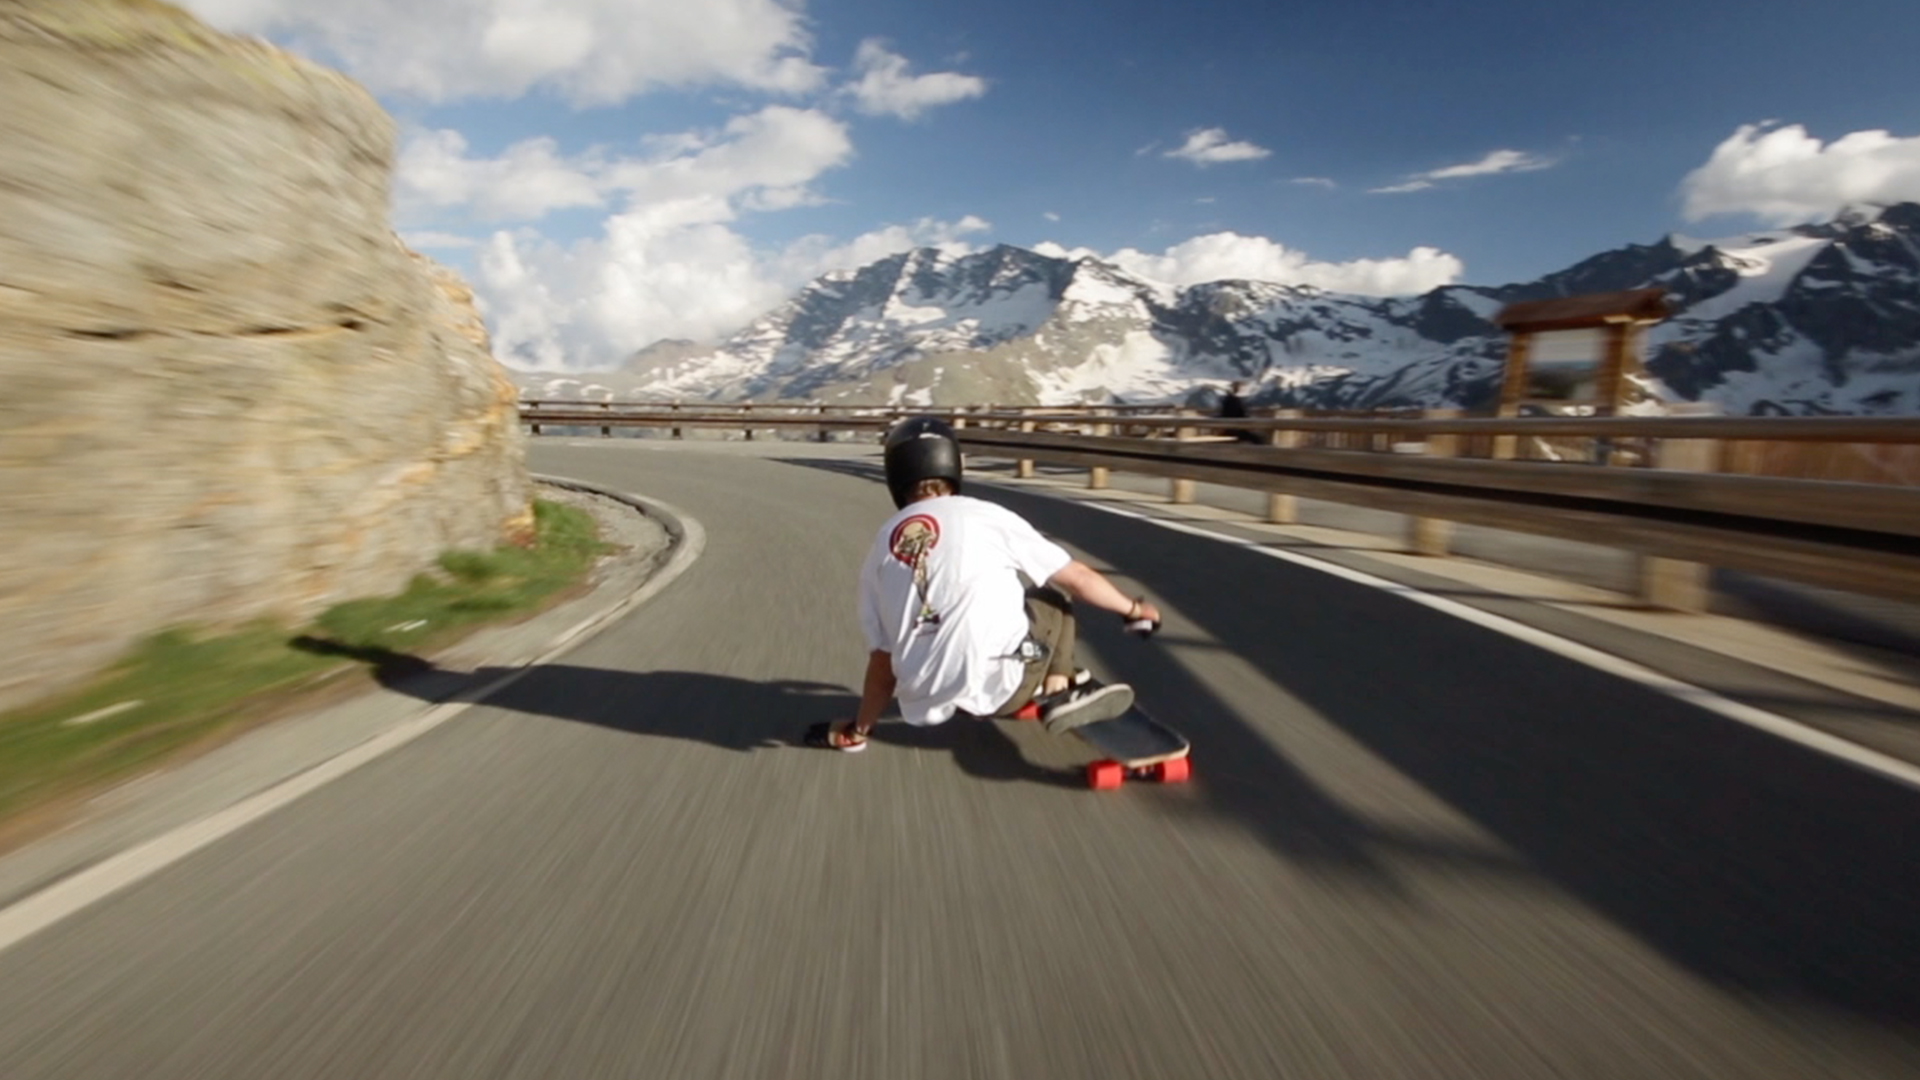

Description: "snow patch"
1678 234 1829 322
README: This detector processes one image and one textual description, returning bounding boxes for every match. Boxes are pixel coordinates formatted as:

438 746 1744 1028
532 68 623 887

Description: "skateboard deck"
1073 707 1187 767
1017 680 1191 790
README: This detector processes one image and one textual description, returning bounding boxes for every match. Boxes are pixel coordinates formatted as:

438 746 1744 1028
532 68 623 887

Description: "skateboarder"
810 416 1163 752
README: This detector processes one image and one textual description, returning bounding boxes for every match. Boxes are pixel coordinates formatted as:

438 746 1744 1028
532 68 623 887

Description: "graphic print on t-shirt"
889 514 942 629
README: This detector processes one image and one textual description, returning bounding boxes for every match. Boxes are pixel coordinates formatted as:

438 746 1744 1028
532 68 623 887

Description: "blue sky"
184 0 1920 367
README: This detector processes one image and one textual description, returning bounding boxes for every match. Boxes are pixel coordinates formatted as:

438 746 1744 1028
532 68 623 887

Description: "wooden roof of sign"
1494 288 1670 334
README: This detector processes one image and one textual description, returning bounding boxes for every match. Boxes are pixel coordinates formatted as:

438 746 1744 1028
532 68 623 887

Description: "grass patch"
0 499 610 827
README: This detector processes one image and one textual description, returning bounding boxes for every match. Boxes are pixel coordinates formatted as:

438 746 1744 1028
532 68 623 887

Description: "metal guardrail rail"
518 401 1920 607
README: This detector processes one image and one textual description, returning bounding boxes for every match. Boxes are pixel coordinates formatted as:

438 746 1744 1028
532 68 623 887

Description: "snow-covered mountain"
513 204 1920 415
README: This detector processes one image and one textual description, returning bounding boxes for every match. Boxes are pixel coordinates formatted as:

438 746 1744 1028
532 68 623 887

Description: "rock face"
0 0 532 710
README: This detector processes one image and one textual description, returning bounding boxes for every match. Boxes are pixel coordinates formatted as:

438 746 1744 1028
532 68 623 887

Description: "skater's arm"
1048 561 1161 624
851 650 895 738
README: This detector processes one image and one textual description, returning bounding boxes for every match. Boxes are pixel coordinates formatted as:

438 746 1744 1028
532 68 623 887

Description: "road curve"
0 439 1916 1079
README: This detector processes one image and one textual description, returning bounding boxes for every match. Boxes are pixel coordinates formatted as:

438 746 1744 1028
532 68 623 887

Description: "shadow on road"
775 456 1920 1031
293 636 852 752
290 636 1075 786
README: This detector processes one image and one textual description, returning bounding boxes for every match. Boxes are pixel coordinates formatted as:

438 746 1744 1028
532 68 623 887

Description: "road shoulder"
0 477 695 912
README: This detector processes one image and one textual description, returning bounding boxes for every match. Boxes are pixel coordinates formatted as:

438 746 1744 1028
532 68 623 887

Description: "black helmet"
883 416 963 509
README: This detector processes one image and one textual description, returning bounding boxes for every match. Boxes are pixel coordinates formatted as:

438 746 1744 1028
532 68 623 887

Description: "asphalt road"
0 439 1916 1079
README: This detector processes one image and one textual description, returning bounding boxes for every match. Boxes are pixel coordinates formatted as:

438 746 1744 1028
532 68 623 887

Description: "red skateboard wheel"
1154 757 1191 784
1087 761 1125 790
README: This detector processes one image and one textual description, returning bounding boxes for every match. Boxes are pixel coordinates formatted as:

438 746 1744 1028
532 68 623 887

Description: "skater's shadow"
291 636 1075 785
870 718 1084 790
293 635 849 753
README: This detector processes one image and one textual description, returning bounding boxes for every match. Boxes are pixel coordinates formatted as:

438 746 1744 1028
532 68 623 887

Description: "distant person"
807 417 1162 752
1217 381 1261 443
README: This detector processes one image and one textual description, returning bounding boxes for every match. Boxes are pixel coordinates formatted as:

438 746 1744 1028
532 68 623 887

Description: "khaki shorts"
991 585 1077 717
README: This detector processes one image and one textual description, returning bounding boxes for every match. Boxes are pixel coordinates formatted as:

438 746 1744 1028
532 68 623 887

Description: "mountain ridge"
513 204 1920 415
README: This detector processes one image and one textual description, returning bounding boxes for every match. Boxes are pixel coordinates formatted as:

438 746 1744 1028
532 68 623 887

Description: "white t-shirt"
859 495 1073 725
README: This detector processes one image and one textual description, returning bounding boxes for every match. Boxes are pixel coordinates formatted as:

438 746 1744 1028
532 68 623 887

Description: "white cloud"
769 216 991 282
479 215 993 369
1424 149 1554 180
398 132 605 221
1035 232 1462 296
1163 128 1271 166
843 40 987 119
179 0 825 105
1370 148 1554 194
1291 177 1337 189
1680 122 1920 223
396 105 882 368
398 107 854 225
1043 211 1061 222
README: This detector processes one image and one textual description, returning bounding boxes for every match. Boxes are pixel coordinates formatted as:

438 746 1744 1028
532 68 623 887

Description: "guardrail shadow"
772 456 1920 1030
989 486 1920 1030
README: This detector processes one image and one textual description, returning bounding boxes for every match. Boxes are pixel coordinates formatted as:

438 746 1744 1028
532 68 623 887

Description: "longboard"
1014 680 1192 790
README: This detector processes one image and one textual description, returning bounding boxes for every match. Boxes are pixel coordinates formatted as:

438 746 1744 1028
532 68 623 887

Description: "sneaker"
1042 681 1134 734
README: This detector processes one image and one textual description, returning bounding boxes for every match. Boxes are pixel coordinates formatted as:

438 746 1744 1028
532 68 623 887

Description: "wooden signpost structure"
1493 287 1707 608
1492 287 1670 418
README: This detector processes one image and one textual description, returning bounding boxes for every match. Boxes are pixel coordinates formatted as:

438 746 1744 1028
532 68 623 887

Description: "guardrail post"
816 404 830 443
671 402 682 440
600 401 612 438
1266 409 1300 523
1017 407 1036 479
1090 421 1111 490
743 403 755 441
1170 409 1197 504
1637 435 1718 612
1406 410 1459 555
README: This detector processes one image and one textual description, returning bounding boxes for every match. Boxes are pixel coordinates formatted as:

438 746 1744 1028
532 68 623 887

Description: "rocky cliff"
0 0 532 710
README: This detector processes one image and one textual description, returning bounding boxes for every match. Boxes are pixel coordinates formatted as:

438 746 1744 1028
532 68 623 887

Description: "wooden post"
816 404 829 443
1089 421 1111 490
1406 409 1459 556
743 403 755 441
1637 426 1719 612
1017 407 1036 479
1493 332 1532 461
1598 322 1632 414
1170 409 1196 504
1267 409 1300 524
600 401 612 438
671 402 682 440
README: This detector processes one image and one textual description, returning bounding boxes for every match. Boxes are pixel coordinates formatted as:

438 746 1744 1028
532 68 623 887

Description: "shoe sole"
1044 684 1135 734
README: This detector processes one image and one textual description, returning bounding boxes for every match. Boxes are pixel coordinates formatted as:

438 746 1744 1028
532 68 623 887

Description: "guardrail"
518 400 1920 610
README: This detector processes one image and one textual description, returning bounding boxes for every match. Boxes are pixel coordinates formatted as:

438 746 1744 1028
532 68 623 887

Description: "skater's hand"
1124 597 1161 625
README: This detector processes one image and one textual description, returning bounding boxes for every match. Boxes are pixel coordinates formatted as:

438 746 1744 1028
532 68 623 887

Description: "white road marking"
1070 497 1920 795
0 490 708 956
60 701 143 727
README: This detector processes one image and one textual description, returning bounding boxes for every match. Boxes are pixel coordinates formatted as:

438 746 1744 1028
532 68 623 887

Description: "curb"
518 474 707 667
